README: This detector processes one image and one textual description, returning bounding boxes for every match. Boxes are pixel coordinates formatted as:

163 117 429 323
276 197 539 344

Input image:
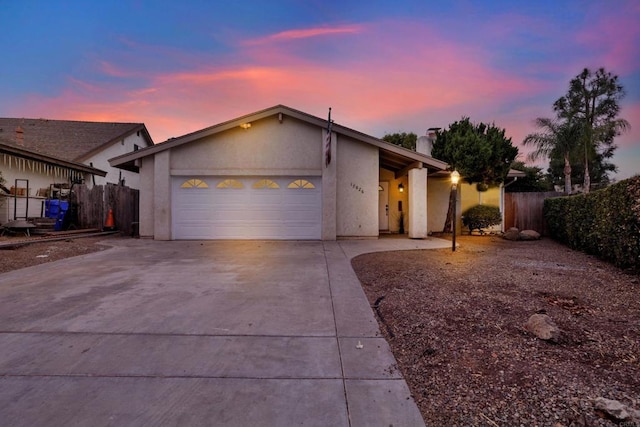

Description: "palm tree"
523 118 582 194
553 68 629 193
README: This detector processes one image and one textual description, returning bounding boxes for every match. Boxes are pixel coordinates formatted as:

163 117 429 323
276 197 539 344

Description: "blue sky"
1 0 638 179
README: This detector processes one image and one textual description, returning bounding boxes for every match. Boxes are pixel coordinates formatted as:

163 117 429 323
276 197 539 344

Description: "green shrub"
544 176 640 271
462 204 502 234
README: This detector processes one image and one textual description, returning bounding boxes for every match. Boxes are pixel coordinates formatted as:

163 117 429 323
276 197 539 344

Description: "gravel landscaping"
0 235 113 274
352 235 639 426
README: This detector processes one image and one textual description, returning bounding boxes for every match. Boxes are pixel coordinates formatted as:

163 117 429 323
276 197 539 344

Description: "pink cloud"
98 60 135 78
2 20 592 147
616 102 640 150
243 25 363 45
576 1 640 74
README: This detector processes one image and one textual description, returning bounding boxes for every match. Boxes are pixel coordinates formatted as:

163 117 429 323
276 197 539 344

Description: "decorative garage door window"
172 176 321 240
180 178 209 188
288 179 315 189
216 179 244 189
252 179 279 189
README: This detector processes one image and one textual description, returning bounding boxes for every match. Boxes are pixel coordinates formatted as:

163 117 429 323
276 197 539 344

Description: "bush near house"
544 176 640 270
462 204 502 234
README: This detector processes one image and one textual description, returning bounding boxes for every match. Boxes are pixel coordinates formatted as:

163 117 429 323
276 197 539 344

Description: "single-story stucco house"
109 105 522 240
110 105 455 240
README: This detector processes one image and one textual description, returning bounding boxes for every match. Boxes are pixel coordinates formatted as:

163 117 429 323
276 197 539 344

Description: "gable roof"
0 133 107 176
109 104 449 173
0 118 153 163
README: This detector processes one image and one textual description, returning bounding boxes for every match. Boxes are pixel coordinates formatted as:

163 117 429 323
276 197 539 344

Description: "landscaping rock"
503 227 520 241
525 313 561 341
593 397 640 422
352 234 640 425
519 229 541 240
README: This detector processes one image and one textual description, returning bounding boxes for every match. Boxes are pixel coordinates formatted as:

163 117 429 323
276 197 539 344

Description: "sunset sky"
1 1 638 179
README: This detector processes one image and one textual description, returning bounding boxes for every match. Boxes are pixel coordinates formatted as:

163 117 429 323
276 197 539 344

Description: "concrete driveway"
0 238 448 426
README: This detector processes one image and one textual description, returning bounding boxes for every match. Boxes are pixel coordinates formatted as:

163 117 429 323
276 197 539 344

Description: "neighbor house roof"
0 118 153 164
0 135 107 176
109 104 449 174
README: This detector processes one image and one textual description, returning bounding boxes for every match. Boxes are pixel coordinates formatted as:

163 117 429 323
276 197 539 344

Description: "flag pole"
325 107 333 167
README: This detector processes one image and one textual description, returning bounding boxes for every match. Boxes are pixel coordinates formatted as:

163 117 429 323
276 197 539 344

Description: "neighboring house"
0 118 153 223
110 105 451 241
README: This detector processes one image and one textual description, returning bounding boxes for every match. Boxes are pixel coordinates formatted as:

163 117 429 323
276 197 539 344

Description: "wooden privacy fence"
504 191 563 235
73 183 139 236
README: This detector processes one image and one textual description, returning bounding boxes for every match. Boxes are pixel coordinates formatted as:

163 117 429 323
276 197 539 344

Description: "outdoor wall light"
240 123 252 130
451 170 460 187
398 183 404 193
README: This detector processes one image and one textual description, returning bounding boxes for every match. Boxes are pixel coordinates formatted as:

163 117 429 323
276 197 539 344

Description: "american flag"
325 108 332 167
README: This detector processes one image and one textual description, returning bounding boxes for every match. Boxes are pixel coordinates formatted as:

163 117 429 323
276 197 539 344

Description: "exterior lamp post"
450 170 460 252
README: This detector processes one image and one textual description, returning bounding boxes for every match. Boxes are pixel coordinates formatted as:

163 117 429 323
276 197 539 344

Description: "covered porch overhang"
378 142 448 178
378 145 448 239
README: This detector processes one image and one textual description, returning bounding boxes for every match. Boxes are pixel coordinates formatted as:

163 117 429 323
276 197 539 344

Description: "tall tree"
505 161 553 193
432 118 518 186
431 117 519 231
382 132 417 151
553 67 629 193
523 118 582 194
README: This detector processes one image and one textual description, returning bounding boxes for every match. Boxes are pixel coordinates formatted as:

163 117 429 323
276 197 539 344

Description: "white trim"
170 168 322 176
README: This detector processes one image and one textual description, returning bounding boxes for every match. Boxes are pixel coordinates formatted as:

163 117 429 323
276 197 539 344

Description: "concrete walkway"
0 237 449 426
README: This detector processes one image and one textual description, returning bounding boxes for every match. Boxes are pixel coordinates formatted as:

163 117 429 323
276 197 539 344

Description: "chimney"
416 127 440 156
15 126 24 146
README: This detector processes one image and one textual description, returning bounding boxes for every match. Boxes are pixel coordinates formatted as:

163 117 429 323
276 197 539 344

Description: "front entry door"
378 182 389 231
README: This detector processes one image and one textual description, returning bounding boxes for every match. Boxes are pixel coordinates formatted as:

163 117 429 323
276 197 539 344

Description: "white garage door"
172 176 322 240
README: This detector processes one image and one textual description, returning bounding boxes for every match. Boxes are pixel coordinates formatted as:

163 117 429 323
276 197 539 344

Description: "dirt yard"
0 235 114 274
352 235 639 427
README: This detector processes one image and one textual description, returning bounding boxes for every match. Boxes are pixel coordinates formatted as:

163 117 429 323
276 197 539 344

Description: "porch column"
153 150 171 240
408 167 428 238
407 134 432 239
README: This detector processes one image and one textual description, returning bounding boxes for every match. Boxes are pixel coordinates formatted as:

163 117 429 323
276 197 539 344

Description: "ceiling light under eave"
240 123 252 130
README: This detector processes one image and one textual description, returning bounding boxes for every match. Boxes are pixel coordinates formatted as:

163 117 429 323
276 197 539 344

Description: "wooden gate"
504 191 562 235
73 183 139 236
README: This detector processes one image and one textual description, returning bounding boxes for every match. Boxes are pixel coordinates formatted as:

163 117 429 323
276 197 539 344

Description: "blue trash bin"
45 199 60 218
54 201 69 231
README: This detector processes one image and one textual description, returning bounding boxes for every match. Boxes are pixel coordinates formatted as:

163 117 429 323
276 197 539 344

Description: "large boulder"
525 313 561 342
593 397 640 422
503 227 520 241
519 229 541 240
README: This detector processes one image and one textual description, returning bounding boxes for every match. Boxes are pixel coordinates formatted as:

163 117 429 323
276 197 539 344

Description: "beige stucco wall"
138 156 155 238
169 116 322 175
154 151 171 240
459 183 502 233
143 115 326 240
460 183 501 213
407 168 428 238
336 135 378 237
85 132 149 189
322 129 337 240
427 176 453 234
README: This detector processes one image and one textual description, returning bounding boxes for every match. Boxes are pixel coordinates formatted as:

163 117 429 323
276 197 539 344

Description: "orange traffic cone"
104 208 115 230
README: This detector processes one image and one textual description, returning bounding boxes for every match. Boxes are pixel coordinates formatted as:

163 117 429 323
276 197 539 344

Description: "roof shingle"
0 118 149 162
